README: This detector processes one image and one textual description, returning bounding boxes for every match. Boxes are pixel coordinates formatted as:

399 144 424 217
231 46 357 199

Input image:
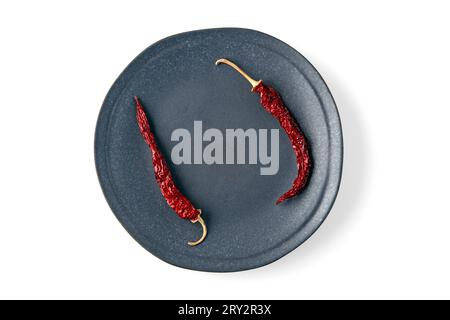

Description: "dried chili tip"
134 96 206 246
216 59 312 204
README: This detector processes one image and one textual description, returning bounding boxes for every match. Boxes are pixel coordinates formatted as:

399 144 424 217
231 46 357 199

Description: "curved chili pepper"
134 96 207 246
216 59 312 204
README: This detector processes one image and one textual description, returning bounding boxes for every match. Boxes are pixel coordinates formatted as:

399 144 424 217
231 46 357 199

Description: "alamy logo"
171 121 279 175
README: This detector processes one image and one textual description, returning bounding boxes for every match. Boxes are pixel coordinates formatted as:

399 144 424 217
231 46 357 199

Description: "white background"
0 1 449 300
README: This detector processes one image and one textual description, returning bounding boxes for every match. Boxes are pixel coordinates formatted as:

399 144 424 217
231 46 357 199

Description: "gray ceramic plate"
95 28 342 272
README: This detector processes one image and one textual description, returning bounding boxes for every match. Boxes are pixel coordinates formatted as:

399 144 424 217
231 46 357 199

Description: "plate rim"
94 27 343 272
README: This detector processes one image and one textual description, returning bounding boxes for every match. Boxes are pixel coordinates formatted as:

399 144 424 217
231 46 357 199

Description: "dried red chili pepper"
134 96 207 246
216 59 312 204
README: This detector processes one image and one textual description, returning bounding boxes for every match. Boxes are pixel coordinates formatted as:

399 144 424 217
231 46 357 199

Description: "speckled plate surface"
95 28 342 272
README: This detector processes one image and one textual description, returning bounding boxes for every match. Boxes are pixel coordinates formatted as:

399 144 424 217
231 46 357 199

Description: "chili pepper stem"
215 58 262 89
187 210 207 246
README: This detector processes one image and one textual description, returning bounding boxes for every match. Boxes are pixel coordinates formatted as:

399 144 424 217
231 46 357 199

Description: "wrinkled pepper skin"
253 83 312 204
134 96 199 220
